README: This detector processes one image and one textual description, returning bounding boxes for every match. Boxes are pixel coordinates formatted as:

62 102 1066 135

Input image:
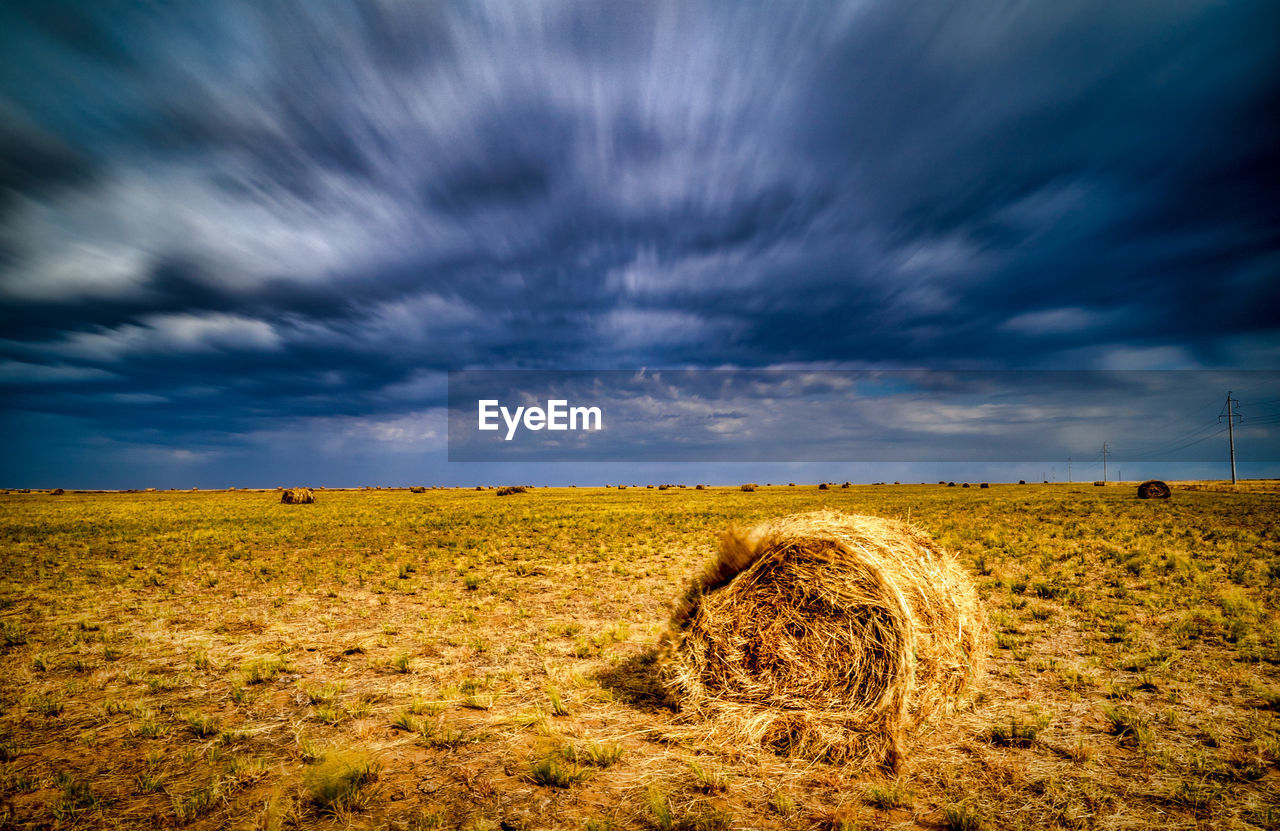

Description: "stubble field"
1 483 1278 830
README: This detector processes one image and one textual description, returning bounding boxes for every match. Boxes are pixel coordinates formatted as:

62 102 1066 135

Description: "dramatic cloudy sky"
1 1 1277 487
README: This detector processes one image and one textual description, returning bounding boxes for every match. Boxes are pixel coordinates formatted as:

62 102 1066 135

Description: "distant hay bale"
659 484 670 490
1093 481 1106 487
818 482 829 490
618 485 628 490
409 486 427 494
495 486 527 496
947 482 956 487
1018 480 1026 485
740 483 758 492
843 482 851 488
660 511 985 769
979 483 989 489
1137 480 1171 499
281 488 314 504
961 483 970 488
695 484 705 490
50 488 65 496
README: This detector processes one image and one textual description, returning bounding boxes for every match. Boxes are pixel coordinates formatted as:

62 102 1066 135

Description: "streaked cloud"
0 0 1276 484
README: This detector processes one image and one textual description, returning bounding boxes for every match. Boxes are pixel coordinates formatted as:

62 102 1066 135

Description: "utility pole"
1221 392 1240 484
1102 442 1109 483
1068 457 1072 483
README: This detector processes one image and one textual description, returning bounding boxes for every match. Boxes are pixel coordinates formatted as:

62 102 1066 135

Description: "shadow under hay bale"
280 487 314 504
1137 480 1171 499
594 650 675 711
659 511 986 770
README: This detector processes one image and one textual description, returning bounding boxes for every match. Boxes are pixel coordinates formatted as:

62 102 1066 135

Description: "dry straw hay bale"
280 487 315 504
495 485 527 496
1137 480 1171 499
49 488 65 495
660 511 986 770
740 483 758 492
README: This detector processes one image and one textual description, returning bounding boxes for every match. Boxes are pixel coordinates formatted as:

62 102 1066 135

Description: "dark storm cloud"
1 0 1277 483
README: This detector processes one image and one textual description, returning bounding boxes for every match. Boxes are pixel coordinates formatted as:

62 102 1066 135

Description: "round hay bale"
495 485 527 496
50 488 65 495
280 487 314 504
818 482 829 490
1018 480 1026 485
947 482 956 487
1137 480 1171 499
740 483 757 492
979 482 989 489
660 511 985 768
695 484 705 490
961 482 970 488
1093 481 1105 487
410 486 427 493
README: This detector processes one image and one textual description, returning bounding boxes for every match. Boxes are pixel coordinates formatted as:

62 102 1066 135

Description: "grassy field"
1 483 1278 830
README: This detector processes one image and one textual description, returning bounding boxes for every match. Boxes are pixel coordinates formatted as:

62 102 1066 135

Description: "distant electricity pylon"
1220 392 1241 484
1102 442 1109 482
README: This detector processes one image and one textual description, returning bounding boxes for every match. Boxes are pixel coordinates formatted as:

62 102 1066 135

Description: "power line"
1116 426 1228 460
1113 418 1223 458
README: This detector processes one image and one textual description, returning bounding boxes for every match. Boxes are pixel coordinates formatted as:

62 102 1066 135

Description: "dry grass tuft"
660 510 986 769
303 750 378 813
280 487 314 504
1137 480 1171 499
